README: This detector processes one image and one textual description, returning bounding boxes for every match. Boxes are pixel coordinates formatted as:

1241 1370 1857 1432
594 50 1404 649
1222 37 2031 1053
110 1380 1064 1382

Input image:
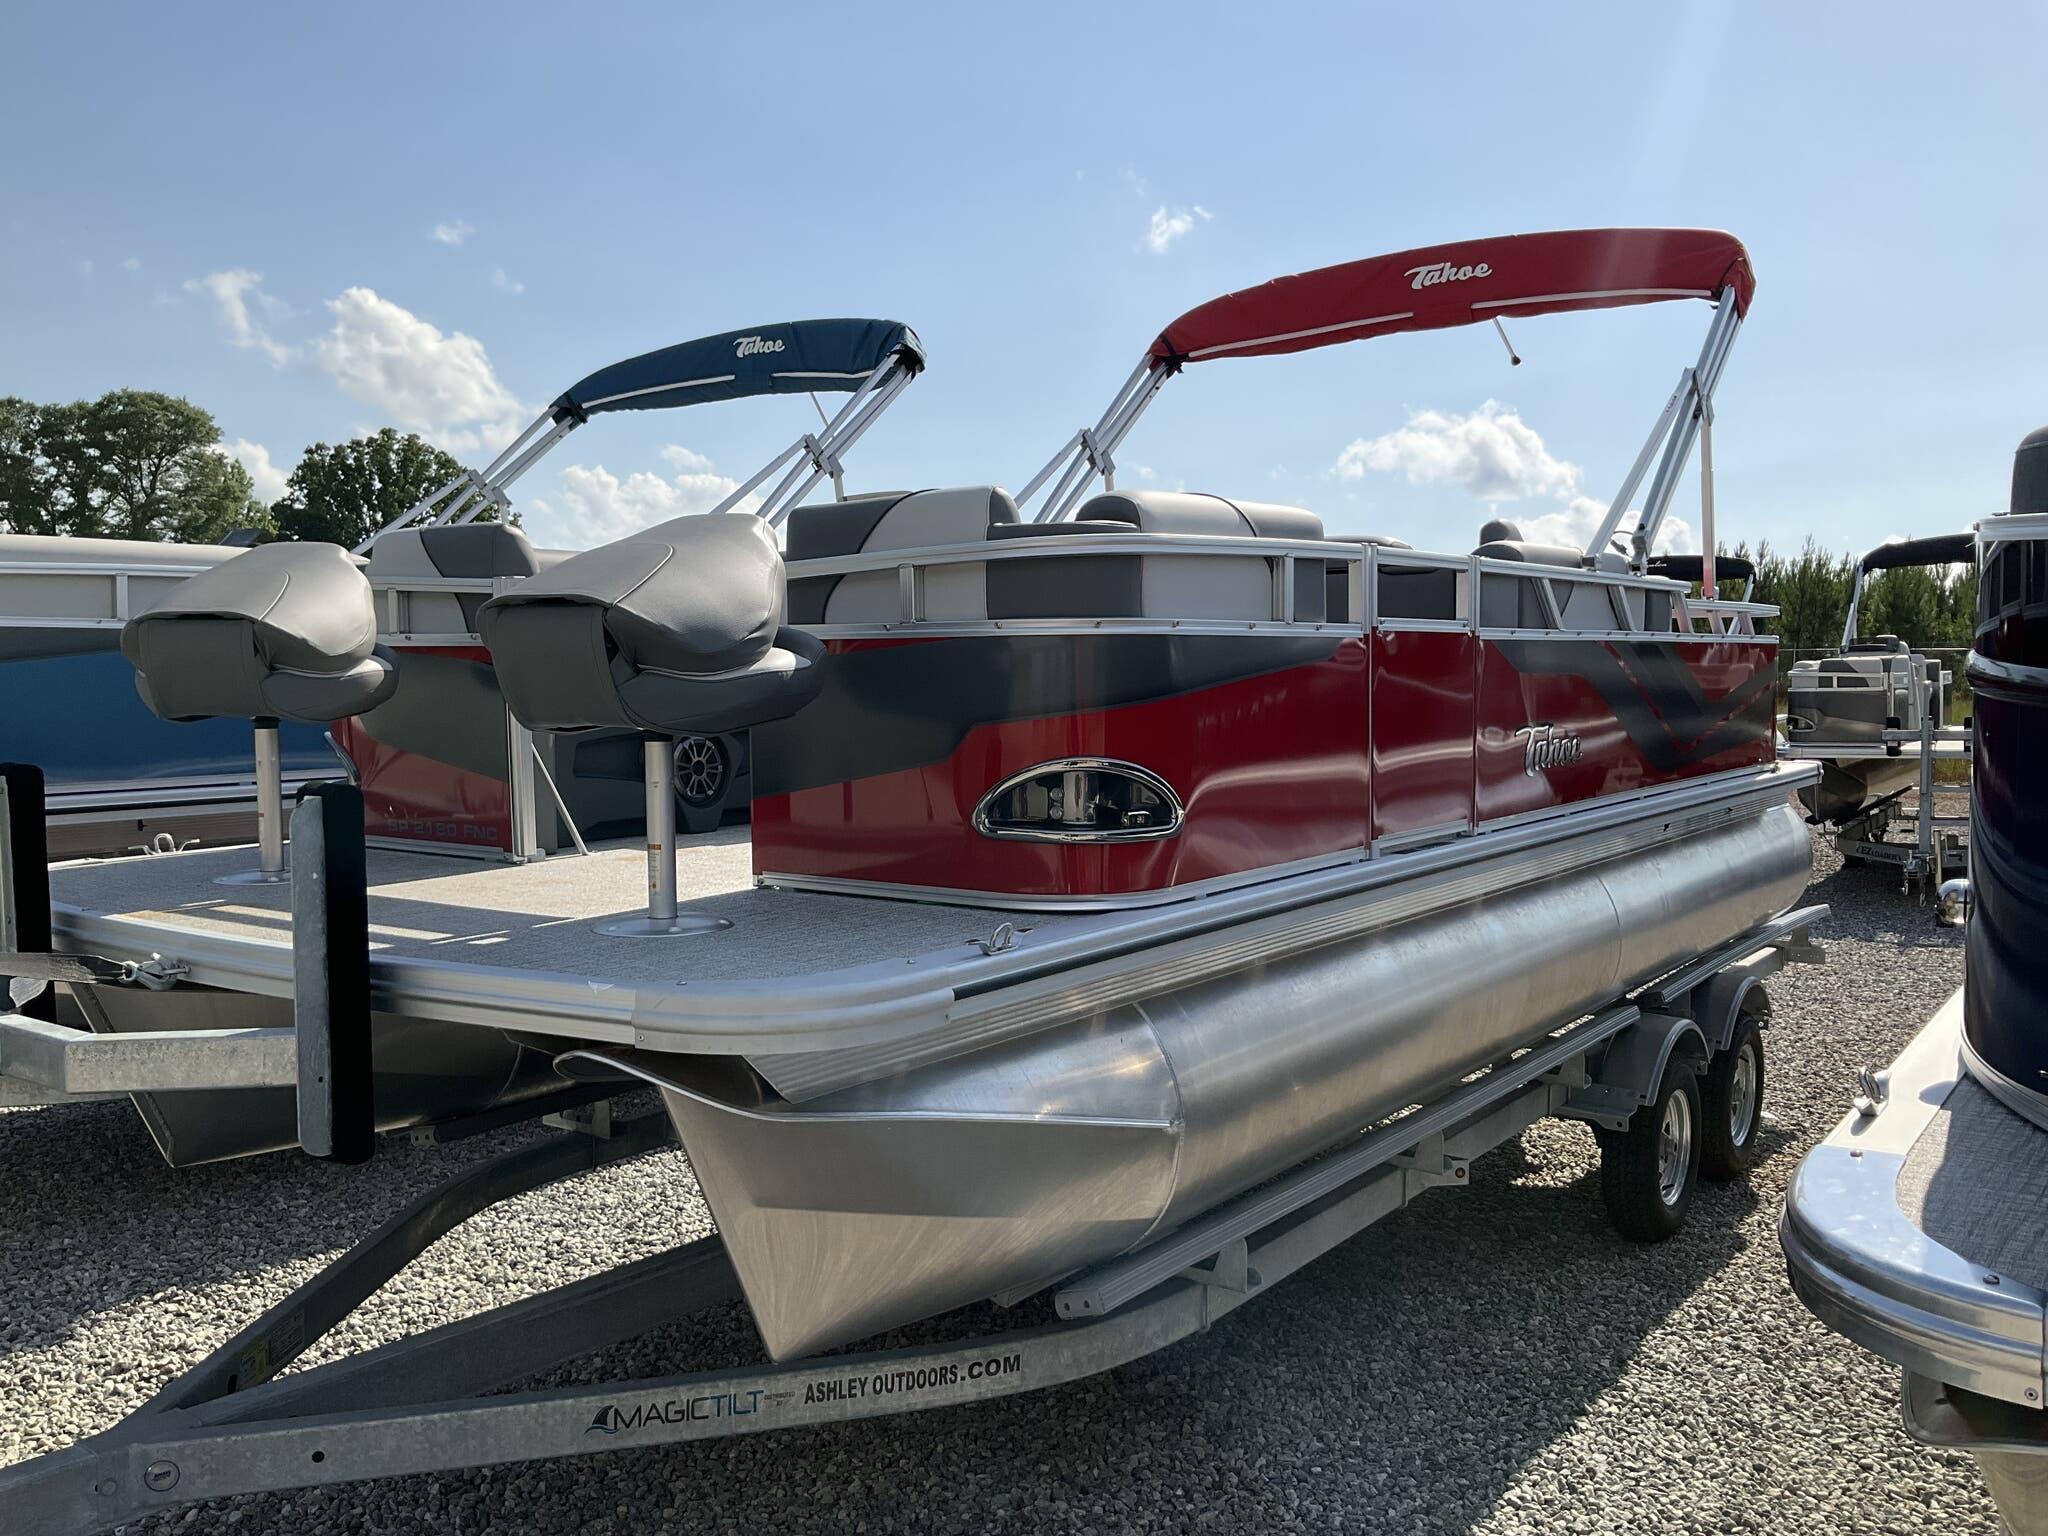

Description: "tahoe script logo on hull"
1517 723 1585 776
735 335 786 357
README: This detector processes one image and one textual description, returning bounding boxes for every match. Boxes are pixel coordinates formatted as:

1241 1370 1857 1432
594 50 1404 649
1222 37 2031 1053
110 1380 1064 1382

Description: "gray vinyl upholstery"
786 486 1019 624
987 490 1327 623
1473 539 1585 568
120 542 398 723
1077 489 1325 541
366 522 542 634
479 513 823 738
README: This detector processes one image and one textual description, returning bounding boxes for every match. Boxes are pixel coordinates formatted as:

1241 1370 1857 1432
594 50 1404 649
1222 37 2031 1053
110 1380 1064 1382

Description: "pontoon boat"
1783 531 1975 826
0 229 1823 1362
0 230 1850 1534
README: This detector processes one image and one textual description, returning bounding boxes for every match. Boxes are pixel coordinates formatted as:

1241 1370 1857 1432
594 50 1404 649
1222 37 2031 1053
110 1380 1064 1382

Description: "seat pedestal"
215 720 289 887
597 738 732 939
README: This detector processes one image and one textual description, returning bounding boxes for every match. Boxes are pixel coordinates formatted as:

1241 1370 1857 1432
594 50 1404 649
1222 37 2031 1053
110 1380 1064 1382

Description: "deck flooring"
1897 1075 2048 1293
49 828 1056 985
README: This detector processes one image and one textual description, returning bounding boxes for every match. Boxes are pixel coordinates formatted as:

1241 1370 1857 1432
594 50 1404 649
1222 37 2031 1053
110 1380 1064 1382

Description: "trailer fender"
1688 954 1779 1053
1563 1012 1708 1131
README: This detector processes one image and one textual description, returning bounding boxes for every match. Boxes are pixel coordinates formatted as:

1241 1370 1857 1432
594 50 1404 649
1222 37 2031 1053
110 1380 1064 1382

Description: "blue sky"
4 4 2044 556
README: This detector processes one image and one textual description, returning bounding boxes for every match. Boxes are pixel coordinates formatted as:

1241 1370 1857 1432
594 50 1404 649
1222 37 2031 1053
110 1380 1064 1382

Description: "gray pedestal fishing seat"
120 541 397 882
478 512 822 936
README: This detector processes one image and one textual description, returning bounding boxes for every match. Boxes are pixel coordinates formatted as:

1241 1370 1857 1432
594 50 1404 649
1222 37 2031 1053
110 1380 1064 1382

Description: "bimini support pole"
1018 355 1178 523
1697 397 1717 600
1587 287 1743 572
1841 565 1868 649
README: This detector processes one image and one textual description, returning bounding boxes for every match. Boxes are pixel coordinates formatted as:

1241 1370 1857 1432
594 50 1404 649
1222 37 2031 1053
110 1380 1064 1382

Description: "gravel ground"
0 822 1996 1535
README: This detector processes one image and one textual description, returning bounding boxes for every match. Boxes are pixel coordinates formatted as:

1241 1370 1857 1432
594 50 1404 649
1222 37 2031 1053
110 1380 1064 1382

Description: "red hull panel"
752 638 1371 898
1473 638 1776 824
333 644 512 851
1369 630 1477 842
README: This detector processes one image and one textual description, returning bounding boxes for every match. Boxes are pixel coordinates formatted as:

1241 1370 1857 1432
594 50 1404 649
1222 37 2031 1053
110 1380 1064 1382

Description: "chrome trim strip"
759 845 1364 914
1781 990 2048 1409
50 764 1820 1074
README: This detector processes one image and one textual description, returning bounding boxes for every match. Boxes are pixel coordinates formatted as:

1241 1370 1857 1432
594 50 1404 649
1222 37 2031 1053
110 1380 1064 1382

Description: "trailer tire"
1600 1063 1702 1242
1699 1015 1764 1182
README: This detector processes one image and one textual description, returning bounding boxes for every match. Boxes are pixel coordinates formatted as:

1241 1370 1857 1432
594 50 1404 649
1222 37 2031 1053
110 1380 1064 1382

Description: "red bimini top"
1149 228 1754 366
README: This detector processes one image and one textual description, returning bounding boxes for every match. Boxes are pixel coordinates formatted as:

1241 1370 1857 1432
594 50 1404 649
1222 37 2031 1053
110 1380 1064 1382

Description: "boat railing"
363 539 1783 648
0 555 226 631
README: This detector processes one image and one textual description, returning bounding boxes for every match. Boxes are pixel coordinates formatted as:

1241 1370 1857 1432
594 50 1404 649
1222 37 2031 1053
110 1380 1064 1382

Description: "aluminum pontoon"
1783 426 2048 1536
2 230 1820 1364
1781 531 1975 887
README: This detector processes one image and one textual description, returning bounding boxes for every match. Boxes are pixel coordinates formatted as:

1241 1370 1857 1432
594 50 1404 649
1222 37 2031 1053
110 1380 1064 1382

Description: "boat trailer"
0 895 1827 1534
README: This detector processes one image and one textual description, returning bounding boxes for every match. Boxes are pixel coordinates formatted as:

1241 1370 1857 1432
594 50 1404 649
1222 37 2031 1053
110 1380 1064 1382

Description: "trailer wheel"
1699 1015 1764 1182
1600 1062 1702 1242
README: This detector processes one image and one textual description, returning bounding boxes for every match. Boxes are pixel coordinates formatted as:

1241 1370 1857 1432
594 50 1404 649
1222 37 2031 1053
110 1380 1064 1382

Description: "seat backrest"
366 522 542 636
984 492 1329 624
786 486 1019 624
1075 489 1325 541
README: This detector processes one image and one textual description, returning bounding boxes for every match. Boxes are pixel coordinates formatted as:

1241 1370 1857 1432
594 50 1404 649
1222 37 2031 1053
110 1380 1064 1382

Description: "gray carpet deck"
1896 1075 2048 1293
50 829 1062 985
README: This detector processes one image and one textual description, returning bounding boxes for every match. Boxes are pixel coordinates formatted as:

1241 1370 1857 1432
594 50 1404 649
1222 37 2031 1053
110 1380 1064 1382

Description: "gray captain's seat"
478 513 822 937
120 540 398 883
123 540 397 723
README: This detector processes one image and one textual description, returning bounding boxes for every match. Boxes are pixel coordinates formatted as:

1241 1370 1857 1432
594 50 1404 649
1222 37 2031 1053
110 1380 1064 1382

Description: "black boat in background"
1784 424 2048 1535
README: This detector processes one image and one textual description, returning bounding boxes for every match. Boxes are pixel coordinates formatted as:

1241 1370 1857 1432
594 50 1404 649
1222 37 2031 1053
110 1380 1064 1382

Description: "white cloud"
120 256 140 272
312 287 526 453
185 269 293 365
1335 401 1695 555
1335 400 1578 500
660 445 715 474
1144 204 1213 255
490 267 525 295
431 219 475 246
214 438 290 502
519 446 760 550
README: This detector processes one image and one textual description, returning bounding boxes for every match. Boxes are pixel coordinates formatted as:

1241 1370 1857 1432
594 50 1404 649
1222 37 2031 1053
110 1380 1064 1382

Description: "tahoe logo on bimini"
1517 723 1584 776
1405 259 1493 290
734 335 786 358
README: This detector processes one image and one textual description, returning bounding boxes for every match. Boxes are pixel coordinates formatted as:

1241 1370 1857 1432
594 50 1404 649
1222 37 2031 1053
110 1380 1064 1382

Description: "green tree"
0 390 260 541
271 429 485 546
